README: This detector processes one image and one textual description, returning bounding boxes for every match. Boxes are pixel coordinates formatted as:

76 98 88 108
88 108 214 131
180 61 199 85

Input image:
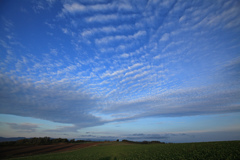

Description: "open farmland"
4 141 240 160
0 142 101 159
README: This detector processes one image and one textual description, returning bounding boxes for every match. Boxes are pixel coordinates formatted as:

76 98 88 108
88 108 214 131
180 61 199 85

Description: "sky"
0 0 240 143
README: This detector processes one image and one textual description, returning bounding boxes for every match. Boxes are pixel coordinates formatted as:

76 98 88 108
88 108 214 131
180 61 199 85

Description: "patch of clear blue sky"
0 114 73 138
0 114 70 127
0 114 72 130
78 112 240 142
88 112 240 134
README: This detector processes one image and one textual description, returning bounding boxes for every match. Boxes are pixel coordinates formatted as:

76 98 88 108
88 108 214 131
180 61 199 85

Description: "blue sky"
0 0 240 143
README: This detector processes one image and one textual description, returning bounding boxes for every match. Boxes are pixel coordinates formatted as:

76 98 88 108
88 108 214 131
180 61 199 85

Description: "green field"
14 141 240 160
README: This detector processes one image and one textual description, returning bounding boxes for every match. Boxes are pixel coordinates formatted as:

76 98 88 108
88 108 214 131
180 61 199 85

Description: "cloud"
32 0 56 13
101 68 127 78
173 0 240 31
60 1 134 17
1 17 14 32
120 70 150 84
124 128 240 142
125 133 170 141
101 83 240 121
159 33 169 41
79 133 189 142
44 125 79 133
179 15 186 23
85 14 118 23
128 63 143 70
62 3 86 14
76 129 240 142
77 133 169 141
85 13 138 23
153 54 161 59
0 74 105 131
220 56 240 82
46 0 56 5
60 2 116 15
78 135 119 141
205 2 240 28
100 62 145 81
81 24 133 37
1 0 240 138
6 123 39 132
62 28 69 34
95 30 146 45
120 53 129 58
132 30 146 38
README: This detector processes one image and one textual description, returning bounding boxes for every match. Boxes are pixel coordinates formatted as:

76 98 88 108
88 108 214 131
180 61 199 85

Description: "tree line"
0 137 90 146
121 139 165 144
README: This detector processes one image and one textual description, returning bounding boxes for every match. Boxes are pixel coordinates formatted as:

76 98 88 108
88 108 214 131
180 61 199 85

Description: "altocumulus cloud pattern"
0 0 240 142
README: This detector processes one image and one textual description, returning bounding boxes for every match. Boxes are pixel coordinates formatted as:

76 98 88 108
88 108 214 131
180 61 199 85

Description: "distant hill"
0 137 26 142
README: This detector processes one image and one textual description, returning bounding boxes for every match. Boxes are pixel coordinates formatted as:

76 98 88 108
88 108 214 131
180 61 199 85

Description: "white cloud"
177 0 240 31
45 22 55 29
61 28 75 37
95 30 146 45
46 0 56 7
62 3 86 14
60 1 135 17
132 70 149 79
128 63 143 70
7 123 39 132
50 49 58 55
159 0 175 7
85 13 138 23
121 70 150 84
101 83 240 121
95 35 126 44
102 68 127 78
116 45 127 51
132 30 146 38
225 18 240 29
179 15 186 23
118 2 133 11
159 33 169 41
124 65 150 77
32 1 45 12
62 28 68 34
120 53 129 58
106 89 117 97
206 4 240 27
0 75 104 129
162 40 183 53
124 70 137 77
0 39 10 49
100 47 115 53
154 54 161 59
1 0 240 136
81 24 133 37
86 14 118 23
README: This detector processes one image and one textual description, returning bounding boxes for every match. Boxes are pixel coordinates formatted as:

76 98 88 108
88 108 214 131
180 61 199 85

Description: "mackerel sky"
0 0 240 142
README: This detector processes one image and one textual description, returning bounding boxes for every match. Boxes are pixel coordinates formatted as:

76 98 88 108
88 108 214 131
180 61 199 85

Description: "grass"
13 141 240 160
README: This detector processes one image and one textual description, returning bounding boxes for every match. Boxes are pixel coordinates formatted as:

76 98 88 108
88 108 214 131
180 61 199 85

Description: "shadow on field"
99 156 117 160
98 156 111 160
